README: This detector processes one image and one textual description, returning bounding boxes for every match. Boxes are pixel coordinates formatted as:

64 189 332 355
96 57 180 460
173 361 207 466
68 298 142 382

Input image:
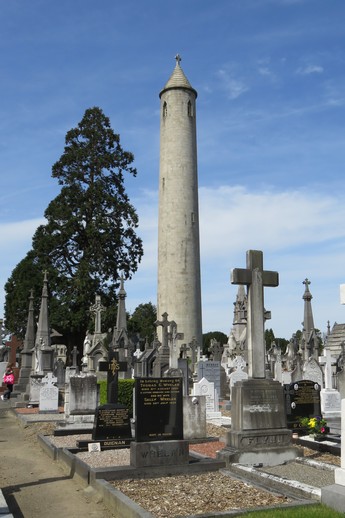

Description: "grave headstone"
319 347 341 429
135 377 183 442
91 403 131 446
218 250 300 467
284 380 321 431
303 357 323 387
192 376 221 422
39 372 59 413
178 358 189 396
229 356 248 397
197 360 221 398
85 350 132 448
67 373 97 417
321 399 345 511
130 377 188 468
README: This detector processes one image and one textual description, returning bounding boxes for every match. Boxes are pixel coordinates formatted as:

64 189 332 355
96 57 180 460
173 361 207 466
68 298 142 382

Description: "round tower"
157 55 202 353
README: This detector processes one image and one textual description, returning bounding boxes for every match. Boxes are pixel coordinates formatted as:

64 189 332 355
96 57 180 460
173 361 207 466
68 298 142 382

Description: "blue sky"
1 0 345 341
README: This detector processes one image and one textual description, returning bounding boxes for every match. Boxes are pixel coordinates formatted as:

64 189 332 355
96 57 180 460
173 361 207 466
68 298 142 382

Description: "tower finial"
175 54 181 66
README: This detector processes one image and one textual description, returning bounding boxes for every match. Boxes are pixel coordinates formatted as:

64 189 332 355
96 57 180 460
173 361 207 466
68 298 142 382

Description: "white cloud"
0 218 43 250
296 65 324 75
3 186 345 340
129 184 345 337
217 69 249 100
199 185 345 259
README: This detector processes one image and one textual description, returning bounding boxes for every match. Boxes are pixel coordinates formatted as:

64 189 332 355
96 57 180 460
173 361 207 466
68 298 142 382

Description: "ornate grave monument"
218 250 300 467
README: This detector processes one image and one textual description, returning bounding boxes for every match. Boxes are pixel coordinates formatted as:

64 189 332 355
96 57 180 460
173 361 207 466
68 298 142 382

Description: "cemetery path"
0 406 114 518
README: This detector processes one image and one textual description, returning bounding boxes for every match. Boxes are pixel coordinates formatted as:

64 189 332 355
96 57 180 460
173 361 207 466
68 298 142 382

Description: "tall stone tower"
157 55 202 352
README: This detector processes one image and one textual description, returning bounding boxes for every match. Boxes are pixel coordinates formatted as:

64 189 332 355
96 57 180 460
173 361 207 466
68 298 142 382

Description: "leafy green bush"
97 379 134 416
118 379 134 415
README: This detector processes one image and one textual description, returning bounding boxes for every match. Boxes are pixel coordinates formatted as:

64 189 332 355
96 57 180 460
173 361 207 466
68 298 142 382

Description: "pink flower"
321 427 325 433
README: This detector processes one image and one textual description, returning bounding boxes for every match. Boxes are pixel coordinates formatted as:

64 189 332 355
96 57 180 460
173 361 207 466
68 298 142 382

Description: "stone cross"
189 337 199 366
168 321 183 369
209 339 222 361
98 351 127 404
155 312 172 351
90 295 105 335
72 345 79 369
231 250 279 379
319 347 336 390
42 371 57 386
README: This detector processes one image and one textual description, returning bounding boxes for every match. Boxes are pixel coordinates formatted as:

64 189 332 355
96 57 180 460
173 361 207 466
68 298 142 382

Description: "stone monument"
218 250 300 467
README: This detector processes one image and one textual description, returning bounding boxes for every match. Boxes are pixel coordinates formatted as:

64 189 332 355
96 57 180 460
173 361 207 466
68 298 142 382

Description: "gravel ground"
40 420 342 518
112 472 291 518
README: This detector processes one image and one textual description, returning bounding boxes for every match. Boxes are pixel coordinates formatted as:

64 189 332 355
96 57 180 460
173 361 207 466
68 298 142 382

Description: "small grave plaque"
135 377 183 442
285 379 321 430
92 403 131 440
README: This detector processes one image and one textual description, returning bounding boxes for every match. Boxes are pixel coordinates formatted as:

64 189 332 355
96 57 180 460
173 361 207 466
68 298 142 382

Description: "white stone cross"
42 372 57 387
319 347 337 390
231 250 279 379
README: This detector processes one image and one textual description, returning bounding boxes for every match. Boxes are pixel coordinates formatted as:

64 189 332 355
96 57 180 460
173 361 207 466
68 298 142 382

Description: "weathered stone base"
226 427 292 450
130 440 189 468
218 427 301 467
322 484 345 513
218 443 301 467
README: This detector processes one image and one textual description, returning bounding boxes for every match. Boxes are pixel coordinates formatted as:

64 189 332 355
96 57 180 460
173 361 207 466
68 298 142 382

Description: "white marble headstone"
39 372 58 413
192 377 221 421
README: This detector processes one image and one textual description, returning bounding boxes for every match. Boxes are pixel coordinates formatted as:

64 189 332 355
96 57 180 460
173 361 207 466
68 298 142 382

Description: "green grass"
243 504 343 517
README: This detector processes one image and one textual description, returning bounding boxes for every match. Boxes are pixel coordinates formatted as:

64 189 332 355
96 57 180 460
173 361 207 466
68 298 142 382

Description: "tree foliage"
202 331 228 356
265 328 275 350
5 107 143 348
128 302 157 345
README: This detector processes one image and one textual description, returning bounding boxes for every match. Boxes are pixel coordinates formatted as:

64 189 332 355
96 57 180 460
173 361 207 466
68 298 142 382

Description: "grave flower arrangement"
299 416 328 438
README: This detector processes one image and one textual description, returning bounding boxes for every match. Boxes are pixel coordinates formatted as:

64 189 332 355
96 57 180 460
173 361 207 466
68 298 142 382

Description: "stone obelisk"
157 55 202 352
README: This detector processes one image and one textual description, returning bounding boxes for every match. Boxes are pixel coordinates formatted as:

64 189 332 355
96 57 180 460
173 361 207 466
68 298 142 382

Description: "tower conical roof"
160 54 197 98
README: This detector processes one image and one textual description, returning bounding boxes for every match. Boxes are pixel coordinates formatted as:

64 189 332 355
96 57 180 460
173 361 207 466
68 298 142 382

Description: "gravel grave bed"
36 420 342 517
111 472 291 518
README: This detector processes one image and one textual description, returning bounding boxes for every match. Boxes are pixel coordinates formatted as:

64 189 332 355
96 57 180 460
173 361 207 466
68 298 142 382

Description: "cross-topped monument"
155 312 172 351
90 295 105 335
231 250 279 379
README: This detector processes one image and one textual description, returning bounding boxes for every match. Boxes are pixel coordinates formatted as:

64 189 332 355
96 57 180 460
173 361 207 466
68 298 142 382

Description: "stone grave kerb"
231 250 278 379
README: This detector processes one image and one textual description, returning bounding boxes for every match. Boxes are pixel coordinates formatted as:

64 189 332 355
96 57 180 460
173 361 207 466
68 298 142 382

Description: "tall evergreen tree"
5 107 143 348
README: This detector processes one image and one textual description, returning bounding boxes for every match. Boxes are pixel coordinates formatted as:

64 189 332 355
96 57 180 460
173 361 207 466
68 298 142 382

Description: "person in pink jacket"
1 363 15 400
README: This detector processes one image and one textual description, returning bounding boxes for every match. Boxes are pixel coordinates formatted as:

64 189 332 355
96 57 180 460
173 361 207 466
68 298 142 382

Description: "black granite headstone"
98 350 128 404
92 403 131 440
135 377 183 442
284 379 321 430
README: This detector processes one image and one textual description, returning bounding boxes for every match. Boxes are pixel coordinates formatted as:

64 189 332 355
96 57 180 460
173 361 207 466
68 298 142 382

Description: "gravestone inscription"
284 379 321 430
135 377 183 442
92 403 131 441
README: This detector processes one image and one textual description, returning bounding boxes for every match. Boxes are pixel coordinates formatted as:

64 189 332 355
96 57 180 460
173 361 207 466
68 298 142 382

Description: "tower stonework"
157 56 202 351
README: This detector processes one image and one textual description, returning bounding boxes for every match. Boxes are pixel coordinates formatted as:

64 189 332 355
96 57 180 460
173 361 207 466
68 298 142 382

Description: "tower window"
163 101 167 118
187 100 194 117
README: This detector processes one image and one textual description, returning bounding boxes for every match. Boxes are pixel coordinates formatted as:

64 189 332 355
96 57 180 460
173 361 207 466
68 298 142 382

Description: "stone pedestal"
14 351 32 393
63 373 98 427
130 440 189 468
320 388 341 420
218 378 300 467
322 399 345 512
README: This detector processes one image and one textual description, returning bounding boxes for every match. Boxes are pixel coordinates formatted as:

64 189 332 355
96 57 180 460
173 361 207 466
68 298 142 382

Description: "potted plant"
299 416 329 441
